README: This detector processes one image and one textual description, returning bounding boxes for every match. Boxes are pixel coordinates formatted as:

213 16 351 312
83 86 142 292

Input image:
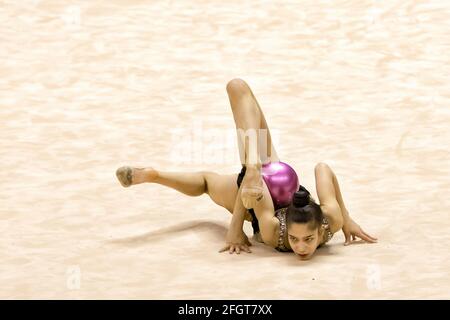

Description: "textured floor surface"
1 0 449 299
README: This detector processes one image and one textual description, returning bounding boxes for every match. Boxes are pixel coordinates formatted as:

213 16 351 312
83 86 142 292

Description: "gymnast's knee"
315 162 331 172
226 78 251 97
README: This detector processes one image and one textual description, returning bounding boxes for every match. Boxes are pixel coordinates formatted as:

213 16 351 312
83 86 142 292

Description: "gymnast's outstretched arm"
219 187 252 254
315 162 378 245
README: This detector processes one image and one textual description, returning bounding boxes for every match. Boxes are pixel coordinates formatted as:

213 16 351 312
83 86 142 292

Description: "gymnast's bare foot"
115 166 158 187
240 164 264 209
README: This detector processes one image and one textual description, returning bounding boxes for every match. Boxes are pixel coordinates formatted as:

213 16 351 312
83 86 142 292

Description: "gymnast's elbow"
331 214 344 233
322 203 344 234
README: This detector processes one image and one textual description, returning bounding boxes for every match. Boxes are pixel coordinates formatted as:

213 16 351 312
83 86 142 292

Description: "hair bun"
292 190 309 208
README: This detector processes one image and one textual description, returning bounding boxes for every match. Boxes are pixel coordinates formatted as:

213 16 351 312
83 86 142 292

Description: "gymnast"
115 78 377 260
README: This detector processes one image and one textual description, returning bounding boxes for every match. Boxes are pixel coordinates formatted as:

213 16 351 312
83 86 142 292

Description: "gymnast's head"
286 187 324 260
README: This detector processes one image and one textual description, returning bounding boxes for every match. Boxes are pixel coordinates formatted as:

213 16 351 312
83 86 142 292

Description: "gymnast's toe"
116 166 133 187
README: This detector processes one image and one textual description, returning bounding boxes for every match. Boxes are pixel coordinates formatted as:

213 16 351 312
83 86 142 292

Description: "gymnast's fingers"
344 233 351 246
362 230 378 241
357 231 375 243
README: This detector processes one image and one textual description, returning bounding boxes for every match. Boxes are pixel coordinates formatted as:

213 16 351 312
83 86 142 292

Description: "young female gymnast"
115 78 377 260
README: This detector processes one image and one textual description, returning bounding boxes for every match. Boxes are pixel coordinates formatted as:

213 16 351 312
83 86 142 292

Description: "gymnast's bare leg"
225 78 280 209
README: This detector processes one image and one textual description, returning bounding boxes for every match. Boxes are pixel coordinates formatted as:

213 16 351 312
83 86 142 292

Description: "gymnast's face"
287 222 322 260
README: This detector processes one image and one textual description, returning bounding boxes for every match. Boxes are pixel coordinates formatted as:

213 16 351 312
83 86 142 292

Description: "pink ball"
261 161 300 209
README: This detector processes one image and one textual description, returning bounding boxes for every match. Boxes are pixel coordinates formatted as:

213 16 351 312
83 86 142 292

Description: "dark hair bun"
292 190 310 208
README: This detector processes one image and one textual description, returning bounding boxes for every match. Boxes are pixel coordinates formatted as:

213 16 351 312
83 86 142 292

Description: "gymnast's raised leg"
226 78 280 209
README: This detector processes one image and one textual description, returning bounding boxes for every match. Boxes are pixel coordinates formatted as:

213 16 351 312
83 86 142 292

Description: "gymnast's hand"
219 230 252 254
342 216 378 246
